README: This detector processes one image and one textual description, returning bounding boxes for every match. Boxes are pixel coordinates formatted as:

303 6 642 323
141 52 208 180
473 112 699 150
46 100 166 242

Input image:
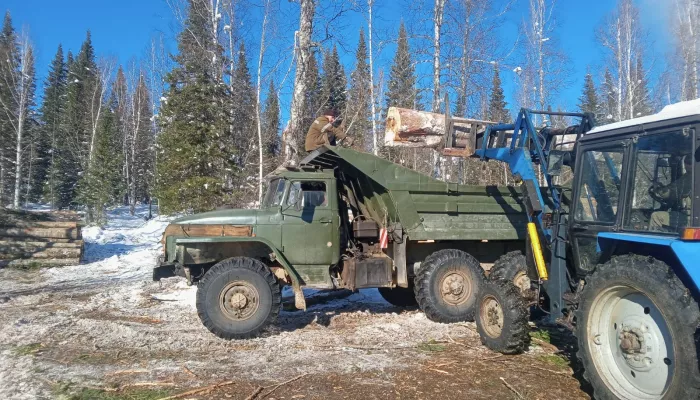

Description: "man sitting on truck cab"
649 155 693 232
305 108 348 152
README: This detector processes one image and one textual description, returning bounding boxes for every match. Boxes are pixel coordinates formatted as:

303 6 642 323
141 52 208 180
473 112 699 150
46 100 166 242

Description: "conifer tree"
0 11 18 205
261 80 280 173
132 74 154 208
231 44 256 157
488 64 508 123
155 0 232 213
633 56 653 117
386 23 419 110
347 30 371 150
578 71 600 115
77 96 122 223
321 45 347 114
600 68 618 124
40 45 67 208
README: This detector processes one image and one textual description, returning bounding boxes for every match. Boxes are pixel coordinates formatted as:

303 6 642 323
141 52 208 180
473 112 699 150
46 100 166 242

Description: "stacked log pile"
0 209 83 268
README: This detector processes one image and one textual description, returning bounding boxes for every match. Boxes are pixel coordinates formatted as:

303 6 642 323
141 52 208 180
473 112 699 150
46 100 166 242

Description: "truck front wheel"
576 255 700 400
196 257 281 340
414 249 486 322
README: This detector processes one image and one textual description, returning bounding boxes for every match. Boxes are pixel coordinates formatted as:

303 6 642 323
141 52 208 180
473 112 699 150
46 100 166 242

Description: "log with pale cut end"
384 107 447 148
384 107 494 156
0 227 81 240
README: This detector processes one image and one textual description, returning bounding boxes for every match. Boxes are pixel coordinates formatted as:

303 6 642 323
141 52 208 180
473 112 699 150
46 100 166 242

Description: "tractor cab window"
263 178 286 207
625 131 693 233
575 149 624 223
287 181 328 208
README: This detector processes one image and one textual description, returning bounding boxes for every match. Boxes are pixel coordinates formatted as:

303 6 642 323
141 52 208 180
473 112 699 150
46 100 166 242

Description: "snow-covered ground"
0 206 485 399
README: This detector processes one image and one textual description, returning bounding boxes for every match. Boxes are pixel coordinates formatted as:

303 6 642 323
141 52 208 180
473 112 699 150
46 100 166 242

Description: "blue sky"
5 0 674 120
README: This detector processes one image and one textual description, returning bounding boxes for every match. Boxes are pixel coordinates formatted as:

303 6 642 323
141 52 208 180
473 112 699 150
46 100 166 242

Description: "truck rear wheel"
196 257 281 340
378 286 417 307
576 255 700 400
488 251 531 294
414 249 485 323
475 279 530 354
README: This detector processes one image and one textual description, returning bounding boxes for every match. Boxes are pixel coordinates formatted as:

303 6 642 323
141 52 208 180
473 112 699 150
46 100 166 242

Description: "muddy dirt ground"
0 207 591 400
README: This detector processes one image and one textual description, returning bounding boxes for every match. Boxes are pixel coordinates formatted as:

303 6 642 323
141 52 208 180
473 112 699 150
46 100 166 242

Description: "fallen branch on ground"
244 386 264 400
500 377 524 399
155 380 234 400
251 373 308 400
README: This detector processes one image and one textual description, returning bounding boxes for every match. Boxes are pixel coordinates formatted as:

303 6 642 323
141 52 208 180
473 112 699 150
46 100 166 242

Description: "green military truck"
154 146 528 339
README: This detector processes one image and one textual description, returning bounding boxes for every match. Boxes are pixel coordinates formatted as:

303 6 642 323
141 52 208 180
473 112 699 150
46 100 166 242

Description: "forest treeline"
0 0 696 219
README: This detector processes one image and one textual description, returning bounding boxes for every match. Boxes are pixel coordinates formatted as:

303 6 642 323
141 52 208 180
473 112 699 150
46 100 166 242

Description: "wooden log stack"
0 209 83 268
384 107 495 157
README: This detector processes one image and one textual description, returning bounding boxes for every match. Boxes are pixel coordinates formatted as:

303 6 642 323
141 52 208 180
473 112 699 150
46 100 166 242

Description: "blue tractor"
471 100 700 399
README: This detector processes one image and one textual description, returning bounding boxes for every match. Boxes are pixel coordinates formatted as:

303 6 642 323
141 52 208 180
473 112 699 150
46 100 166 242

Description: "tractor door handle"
319 218 333 224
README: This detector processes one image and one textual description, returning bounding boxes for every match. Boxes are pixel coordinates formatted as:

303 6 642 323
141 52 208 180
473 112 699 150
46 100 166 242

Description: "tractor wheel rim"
480 295 504 338
440 270 472 306
219 280 260 321
587 285 673 399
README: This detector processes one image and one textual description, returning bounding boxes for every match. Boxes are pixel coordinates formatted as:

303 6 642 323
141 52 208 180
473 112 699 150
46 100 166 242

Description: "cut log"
0 237 82 243
0 247 83 260
0 258 81 268
0 240 83 248
384 107 494 156
0 221 82 229
0 227 81 240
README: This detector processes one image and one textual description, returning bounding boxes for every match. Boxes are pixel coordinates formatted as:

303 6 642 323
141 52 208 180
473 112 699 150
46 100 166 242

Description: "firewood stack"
0 209 83 268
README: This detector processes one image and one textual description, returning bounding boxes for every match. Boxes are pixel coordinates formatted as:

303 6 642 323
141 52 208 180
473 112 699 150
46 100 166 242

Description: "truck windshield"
263 178 286 207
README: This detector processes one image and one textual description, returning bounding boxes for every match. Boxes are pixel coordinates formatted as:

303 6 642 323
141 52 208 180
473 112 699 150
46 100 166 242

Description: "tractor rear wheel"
576 255 700 400
196 257 281 339
414 249 486 323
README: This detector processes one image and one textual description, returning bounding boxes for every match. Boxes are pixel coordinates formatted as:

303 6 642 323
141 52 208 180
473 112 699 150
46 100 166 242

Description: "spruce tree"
600 68 618 124
261 80 280 173
155 0 232 213
578 70 599 116
0 11 18 205
488 64 508 123
132 74 155 207
77 96 122 223
633 56 653 118
40 45 67 208
386 22 419 110
231 44 256 154
321 45 347 114
347 30 371 150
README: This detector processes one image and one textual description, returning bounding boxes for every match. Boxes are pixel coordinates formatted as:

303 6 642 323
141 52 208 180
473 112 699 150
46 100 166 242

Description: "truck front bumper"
153 255 178 281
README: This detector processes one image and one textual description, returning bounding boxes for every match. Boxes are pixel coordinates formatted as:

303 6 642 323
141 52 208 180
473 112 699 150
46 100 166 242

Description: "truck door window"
575 149 624 223
287 181 327 208
626 131 693 233
263 178 286 207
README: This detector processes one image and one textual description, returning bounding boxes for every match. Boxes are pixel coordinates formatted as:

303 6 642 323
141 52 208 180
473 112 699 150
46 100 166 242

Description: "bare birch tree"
671 0 699 101
286 0 315 161
256 0 272 202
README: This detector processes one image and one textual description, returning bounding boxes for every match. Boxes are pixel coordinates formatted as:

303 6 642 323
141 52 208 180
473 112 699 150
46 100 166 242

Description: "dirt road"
0 207 590 400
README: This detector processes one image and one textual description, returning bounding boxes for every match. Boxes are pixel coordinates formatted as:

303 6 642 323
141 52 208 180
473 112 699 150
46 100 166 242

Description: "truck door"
570 145 627 275
281 180 339 266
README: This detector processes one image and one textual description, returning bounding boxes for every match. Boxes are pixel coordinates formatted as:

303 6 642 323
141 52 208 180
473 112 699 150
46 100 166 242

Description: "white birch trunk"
287 0 315 161
256 0 271 204
368 0 378 155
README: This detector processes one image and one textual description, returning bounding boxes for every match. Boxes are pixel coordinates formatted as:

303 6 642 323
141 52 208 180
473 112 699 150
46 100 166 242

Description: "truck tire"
196 257 281 340
378 286 418 307
576 255 700 400
475 279 530 354
489 251 531 294
414 249 485 323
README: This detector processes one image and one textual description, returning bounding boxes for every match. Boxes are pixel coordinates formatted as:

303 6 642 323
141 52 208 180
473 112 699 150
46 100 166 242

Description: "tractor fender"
597 232 700 295
174 236 307 310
